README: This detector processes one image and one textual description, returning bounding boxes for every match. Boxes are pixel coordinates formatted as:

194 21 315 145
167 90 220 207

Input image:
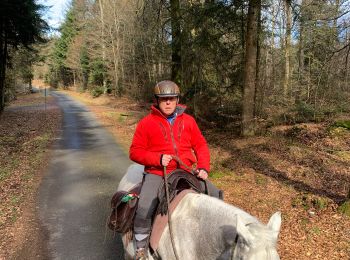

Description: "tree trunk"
170 0 182 84
270 4 276 98
242 0 261 136
109 26 120 97
283 0 291 100
0 27 7 112
98 0 107 93
297 0 305 103
254 4 262 117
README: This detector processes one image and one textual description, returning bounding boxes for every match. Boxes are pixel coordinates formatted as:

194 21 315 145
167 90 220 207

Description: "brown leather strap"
163 166 180 260
171 155 197 175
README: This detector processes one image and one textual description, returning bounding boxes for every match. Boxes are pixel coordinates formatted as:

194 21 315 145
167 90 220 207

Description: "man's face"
158 96 178 116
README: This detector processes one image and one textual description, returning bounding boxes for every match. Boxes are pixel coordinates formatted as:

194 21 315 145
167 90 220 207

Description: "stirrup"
135 248 147 260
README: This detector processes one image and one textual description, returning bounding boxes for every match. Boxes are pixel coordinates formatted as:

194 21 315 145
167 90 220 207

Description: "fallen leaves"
0 92 62 258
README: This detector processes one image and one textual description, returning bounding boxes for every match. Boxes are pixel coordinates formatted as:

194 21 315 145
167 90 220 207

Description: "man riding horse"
129 80 221 259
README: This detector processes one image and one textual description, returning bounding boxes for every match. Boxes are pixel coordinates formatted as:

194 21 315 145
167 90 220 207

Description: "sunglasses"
158 96 178 102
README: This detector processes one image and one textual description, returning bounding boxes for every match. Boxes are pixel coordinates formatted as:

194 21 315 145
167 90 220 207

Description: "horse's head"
233 212 281 260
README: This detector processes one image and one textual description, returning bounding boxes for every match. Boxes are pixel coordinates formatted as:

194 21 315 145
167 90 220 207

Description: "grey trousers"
134 172 221 248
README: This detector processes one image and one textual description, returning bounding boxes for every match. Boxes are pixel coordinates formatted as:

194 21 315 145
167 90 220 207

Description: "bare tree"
242 0 261 136
283 0 292 100
170 0 182 84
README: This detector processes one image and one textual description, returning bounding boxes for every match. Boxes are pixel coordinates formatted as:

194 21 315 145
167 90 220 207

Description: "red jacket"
129 104 210 176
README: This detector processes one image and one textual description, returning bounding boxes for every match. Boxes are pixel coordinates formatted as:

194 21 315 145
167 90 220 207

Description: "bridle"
231 233 240 259
163 166 180 260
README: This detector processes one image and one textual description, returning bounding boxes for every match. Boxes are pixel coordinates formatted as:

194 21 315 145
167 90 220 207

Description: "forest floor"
0 81 349 259
0 89 61 259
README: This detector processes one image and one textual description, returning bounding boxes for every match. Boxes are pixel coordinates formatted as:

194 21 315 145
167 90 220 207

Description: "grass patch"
300 217 310 228
312 197 328 210
29 134 50 149
10 195 21 204
104 111 131 123
255 174 268 186
291 194 312 210
338 200 350 217
119 114 130 123
333 120 350 130
0 159 20 181
311 226 321 235
0 136 16 144
10 207 19 223
334 151 350 161
209 171 226 179
0 167 11 182
329 126 348 137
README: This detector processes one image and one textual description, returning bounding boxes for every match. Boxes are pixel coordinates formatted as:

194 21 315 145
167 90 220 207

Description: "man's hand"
196 169 208 180
161 154 173 166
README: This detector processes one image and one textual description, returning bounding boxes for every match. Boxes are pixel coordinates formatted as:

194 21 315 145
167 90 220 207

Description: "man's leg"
200 179 224 200
134 173 163 251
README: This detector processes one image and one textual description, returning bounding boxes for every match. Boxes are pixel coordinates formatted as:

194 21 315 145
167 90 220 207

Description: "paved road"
39 91 130 260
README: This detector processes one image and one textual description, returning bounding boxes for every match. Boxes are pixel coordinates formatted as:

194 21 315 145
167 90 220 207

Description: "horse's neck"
157 193 260 260
184 193 259 225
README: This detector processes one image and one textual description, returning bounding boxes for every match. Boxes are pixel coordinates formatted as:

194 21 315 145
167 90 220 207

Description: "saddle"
157 169 206 215
107 169 204 234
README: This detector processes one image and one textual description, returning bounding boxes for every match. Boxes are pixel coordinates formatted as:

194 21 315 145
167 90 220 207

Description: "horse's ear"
267 211 281 237
236 215 255 245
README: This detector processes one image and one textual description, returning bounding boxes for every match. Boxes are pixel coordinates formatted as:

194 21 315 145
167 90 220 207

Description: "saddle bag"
108 183 142 233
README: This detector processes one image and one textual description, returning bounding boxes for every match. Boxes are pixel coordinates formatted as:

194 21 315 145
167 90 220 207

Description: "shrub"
294 102 315 122
90 86 104 98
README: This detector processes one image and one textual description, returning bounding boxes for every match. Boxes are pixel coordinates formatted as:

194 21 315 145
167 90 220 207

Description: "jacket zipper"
169 122 178 157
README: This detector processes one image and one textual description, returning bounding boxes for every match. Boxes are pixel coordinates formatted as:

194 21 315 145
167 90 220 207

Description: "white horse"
118 164 281 260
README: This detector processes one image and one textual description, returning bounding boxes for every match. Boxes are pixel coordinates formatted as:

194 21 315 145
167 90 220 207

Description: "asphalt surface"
39 91 130 260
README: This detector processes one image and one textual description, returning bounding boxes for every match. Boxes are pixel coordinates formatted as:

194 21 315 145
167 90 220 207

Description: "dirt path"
37 91 130 259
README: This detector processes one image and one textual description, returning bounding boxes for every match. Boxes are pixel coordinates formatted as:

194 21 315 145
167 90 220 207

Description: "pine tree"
0 0 48 112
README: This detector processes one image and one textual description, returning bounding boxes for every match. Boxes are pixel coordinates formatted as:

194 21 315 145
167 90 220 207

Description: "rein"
171 155 209 195
163 166 180 260
171 155 197 175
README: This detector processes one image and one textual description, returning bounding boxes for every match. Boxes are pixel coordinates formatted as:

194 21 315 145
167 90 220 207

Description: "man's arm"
129 120 162 167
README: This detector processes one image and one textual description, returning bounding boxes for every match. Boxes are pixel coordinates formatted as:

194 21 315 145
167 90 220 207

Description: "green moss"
338 200 350 217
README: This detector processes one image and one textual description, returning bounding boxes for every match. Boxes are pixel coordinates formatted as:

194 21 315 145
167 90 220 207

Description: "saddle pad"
150 189 196 251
